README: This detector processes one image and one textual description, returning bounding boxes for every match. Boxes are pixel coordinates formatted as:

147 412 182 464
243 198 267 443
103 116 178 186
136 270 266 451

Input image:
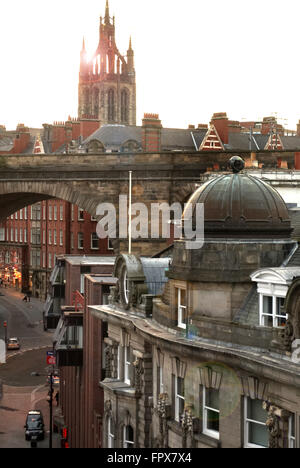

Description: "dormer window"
250 268 292 329
259 295 286 328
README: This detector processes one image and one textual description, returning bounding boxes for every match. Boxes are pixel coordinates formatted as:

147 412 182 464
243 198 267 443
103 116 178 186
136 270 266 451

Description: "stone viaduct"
0 149 299 253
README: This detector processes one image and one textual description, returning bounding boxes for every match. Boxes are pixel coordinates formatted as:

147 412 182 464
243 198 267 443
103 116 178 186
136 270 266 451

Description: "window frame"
174 376 185 423
244 397 268 449
91 232 99 250
176 287 187 329
202 387 220 440
123 425 134 448
289 414 296 448
259 294 287 328
124 345 131 385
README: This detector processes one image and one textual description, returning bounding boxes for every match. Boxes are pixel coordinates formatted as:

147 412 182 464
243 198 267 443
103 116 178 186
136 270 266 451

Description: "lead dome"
183 157 292 239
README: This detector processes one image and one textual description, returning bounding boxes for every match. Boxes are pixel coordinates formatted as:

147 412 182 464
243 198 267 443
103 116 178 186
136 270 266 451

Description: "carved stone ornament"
263 401 289 449
133 358 144 394
104 399 112 414
104 345 113 378
279 319 294 351
181 407 193 448
157 393 169 448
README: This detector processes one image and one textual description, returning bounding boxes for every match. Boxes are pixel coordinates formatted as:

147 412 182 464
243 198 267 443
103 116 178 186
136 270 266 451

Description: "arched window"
93 88 99 117
121 89 129 124
123 425 134 448
84 88 90 115
108 89 115 122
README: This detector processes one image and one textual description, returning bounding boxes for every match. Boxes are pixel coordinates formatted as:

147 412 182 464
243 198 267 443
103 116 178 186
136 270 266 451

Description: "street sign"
46 351 56 366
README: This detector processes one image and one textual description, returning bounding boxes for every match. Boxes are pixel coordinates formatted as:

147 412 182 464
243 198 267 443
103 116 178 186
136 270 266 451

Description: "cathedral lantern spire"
78 2 136 125
127 36 135 72
105 0 110 24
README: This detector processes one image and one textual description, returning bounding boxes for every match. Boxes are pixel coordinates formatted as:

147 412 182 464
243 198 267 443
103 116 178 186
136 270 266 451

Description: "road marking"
31 385 47 405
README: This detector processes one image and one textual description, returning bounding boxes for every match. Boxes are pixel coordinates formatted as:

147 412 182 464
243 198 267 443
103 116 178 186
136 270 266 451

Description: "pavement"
0 288 61 448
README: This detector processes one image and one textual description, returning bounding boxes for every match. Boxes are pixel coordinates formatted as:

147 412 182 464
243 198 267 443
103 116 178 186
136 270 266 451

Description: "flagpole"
128 171 132 254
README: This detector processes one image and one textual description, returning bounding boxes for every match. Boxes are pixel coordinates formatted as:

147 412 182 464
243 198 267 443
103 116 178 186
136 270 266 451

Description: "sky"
1 0 300 131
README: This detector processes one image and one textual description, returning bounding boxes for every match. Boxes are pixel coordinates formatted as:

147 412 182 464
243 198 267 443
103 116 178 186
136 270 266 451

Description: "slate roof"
83 124 206 152
233 285 259 326
140 257 170 295
226 133 300 151
0 136 14 152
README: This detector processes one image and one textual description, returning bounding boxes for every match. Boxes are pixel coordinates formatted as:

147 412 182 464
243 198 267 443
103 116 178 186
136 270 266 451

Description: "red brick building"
0 202 112 299
50 255 116 448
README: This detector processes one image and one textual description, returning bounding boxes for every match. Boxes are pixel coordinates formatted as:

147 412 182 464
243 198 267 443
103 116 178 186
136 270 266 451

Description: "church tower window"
108 89 115 122
121 89 129 124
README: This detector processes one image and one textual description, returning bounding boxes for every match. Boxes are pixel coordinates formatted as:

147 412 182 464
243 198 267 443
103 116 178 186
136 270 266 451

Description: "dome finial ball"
229 156 245 173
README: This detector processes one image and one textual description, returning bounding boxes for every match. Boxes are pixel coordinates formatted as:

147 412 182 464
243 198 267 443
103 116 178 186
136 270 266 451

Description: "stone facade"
86 167 300 449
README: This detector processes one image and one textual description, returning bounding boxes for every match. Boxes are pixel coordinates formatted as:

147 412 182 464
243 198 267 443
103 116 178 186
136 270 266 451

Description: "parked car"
6 337 20 351
24 410 45 441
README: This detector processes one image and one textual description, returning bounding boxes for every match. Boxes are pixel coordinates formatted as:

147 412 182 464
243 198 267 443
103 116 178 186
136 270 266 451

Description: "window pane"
248 422 268 447
177 377 184 397
263 296 272 315
275 297 285 316
262 314 273 327
126 425 134 442
180 289 186 307
207 409 220 432
206 388 219 410
247 399 267 424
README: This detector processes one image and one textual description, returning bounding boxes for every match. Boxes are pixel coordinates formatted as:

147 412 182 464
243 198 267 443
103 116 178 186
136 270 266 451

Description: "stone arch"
120 88 129 124
0 180 118 221
92 87 100 117
83 87 90 115
107 88 115 122
87 139 105 154
120 139 141 153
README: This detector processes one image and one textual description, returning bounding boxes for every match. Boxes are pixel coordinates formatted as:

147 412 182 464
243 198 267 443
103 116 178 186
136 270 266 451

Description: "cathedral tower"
78 1 136 126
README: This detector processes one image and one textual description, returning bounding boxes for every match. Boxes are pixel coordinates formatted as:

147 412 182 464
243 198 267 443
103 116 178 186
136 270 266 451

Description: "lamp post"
47 369 54 449
3 321 7 345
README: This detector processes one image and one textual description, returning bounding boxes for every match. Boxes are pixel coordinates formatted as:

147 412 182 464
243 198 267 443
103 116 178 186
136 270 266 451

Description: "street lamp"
47 370 54 449
3 321 7 345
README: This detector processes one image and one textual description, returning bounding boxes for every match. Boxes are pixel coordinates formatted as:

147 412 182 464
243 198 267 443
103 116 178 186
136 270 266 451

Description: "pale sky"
1 0 300 131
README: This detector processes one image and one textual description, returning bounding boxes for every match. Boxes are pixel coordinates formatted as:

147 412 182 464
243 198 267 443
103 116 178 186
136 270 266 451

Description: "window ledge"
100 378 136 398
194 432 221 448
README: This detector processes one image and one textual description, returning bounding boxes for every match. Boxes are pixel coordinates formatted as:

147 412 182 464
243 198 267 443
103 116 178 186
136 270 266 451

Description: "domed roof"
184 157 292 239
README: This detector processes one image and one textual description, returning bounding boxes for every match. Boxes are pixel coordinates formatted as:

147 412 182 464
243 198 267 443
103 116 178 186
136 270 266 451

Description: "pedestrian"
27 294 31 302
22 295 27 302
55 392 59 406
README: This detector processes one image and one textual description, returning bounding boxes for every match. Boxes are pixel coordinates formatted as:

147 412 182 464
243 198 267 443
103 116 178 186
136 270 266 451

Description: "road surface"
0 287 60 448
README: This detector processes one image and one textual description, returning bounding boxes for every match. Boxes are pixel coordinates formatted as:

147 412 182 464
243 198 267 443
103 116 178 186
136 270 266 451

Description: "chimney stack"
142 113 162 152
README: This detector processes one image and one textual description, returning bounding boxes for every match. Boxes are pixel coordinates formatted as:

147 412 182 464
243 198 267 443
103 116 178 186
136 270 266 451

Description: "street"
0 287 60 448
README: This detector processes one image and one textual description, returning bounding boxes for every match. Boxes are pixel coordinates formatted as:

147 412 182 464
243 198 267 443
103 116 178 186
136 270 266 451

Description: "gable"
199 124 224 151
264 133 284 150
